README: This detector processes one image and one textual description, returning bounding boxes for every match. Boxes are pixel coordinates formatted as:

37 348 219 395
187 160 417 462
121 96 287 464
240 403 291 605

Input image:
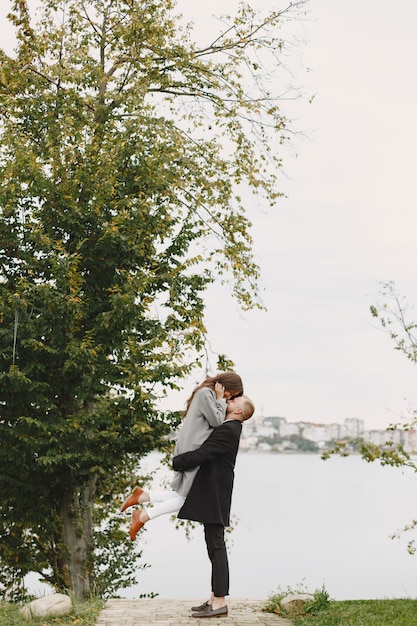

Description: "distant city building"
280 421 300 437
405 429 417 452
365 430 389 446
302 423 328 443
264 416 287 432
344 418 365 438
240 412 416 453
327 423 345 440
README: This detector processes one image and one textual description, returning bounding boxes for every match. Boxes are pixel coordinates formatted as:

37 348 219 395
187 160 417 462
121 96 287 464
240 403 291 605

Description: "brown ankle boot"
120 486 144 512
129 509 145 541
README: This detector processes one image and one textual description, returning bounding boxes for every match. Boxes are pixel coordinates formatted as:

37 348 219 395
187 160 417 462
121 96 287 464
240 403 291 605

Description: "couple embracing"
121 372 254 618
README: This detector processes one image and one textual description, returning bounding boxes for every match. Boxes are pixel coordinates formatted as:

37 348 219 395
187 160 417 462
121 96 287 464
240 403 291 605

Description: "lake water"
26 452 417 601
120 451 417 601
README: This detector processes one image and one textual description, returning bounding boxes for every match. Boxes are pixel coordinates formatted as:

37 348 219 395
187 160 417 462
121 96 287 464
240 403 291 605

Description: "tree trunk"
61 476 97 599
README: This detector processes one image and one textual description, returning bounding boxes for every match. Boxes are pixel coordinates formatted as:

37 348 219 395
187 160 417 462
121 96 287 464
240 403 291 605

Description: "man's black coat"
172 419 243 526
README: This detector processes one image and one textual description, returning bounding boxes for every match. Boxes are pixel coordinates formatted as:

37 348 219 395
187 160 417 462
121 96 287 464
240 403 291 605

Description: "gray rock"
280 592 315 614
19 593 72 619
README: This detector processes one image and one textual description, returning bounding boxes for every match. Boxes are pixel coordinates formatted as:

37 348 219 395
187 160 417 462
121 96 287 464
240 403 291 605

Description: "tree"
0 0 307 598
324 282 417 553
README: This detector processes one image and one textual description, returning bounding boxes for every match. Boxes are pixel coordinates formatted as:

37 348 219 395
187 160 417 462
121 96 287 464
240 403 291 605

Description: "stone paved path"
95 598 294 625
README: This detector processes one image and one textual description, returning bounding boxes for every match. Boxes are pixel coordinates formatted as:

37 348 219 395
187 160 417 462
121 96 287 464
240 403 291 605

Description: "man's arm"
173 423 234 471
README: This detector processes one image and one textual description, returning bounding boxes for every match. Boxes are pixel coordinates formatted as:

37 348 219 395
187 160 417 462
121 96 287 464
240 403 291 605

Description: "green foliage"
288 434 319 452
369 281 417 364
0 0 306 597
0 597 104 626
304 586 331 615
91 516 144 599
264 587 417 625
323 281 417 559
216 354 236 372
322 437 417 468
263 583 330 617
263 585 297 614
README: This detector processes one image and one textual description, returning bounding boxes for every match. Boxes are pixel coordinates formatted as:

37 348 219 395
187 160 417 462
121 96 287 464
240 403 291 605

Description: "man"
173 394 255 619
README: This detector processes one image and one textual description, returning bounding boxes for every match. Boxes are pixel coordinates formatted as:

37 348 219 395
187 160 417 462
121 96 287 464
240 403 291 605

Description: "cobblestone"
94 598 293 626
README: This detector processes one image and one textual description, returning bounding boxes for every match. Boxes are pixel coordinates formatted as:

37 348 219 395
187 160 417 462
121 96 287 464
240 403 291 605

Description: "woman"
120 372 243 540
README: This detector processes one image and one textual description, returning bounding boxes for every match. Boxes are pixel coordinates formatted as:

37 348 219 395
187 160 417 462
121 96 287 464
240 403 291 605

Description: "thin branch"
20 64 60 88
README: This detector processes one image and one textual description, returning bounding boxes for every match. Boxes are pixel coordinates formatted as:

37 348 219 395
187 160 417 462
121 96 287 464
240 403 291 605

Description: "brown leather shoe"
191 605 228 618
191 601 211 612
129 510 145 541
120 486 144 512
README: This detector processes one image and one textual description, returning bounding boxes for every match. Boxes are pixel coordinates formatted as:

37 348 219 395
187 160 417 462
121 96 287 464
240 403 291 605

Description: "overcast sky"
2 0 417 429
175 0 417 430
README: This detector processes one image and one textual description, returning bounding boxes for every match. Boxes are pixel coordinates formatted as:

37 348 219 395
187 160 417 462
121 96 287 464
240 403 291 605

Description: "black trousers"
204 523 229 597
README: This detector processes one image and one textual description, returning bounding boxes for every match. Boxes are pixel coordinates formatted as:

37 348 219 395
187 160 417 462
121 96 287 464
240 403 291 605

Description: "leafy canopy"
0 0 306 595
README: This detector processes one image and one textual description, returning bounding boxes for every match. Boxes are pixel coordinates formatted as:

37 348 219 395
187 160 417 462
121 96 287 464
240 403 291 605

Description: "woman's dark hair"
183 372 243 416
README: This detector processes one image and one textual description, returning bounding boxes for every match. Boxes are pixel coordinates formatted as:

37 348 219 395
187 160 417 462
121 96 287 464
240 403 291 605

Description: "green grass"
292 599 417 626
263 586 417 626
0 598 104 626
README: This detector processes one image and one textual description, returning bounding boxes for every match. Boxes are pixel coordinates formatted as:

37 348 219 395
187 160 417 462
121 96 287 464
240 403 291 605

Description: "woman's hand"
214 382 225 399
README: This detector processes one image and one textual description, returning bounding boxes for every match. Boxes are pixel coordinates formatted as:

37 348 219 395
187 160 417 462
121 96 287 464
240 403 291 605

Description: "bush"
263 584 330 617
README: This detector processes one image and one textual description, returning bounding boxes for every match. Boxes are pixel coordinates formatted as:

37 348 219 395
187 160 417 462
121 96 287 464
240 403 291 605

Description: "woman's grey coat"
170 387 226 497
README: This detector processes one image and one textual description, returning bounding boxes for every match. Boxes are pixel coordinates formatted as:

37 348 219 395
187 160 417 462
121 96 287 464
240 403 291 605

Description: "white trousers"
146 490 186 520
